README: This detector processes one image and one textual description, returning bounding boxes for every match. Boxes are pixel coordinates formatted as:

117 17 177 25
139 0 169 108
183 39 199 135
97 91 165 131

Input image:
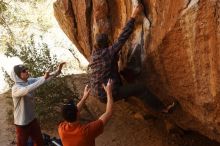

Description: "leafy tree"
1 0 87 129
0 0 85 69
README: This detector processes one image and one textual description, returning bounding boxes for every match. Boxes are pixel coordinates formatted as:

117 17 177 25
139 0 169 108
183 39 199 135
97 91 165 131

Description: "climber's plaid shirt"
88 18 135 102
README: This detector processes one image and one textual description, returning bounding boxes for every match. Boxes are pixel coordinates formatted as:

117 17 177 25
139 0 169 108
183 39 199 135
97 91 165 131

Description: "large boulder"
53 0 220 142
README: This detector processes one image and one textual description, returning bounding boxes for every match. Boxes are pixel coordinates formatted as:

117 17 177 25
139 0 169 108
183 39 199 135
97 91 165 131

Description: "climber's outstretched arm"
109 4 143 56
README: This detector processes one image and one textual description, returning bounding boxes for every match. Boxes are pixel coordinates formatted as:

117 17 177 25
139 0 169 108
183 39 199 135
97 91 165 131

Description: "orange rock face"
54 0 220 142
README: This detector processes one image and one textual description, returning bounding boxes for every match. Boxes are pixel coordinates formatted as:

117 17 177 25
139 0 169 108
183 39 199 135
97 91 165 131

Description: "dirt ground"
1 91 220 146
82 97 220 146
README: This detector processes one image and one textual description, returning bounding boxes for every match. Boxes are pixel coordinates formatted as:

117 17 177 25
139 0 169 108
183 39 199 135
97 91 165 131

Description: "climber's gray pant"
115 83 165 111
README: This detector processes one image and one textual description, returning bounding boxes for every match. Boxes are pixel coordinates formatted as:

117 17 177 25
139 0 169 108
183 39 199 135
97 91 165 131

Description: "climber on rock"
88 4 175 113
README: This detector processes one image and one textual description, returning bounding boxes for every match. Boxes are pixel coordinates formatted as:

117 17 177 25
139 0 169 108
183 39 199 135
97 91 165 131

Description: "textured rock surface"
54 0 220 142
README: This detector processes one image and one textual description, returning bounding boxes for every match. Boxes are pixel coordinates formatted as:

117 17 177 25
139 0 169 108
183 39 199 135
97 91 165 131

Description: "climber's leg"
138 89 166 112
116 83 146 99
116 83 174 112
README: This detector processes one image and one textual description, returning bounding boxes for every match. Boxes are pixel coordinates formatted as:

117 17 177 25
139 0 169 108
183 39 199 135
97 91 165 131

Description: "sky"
0 0 88 94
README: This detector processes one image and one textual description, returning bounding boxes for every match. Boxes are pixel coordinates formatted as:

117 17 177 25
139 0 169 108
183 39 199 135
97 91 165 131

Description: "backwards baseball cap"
62 99 78 122
14 64 28 77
